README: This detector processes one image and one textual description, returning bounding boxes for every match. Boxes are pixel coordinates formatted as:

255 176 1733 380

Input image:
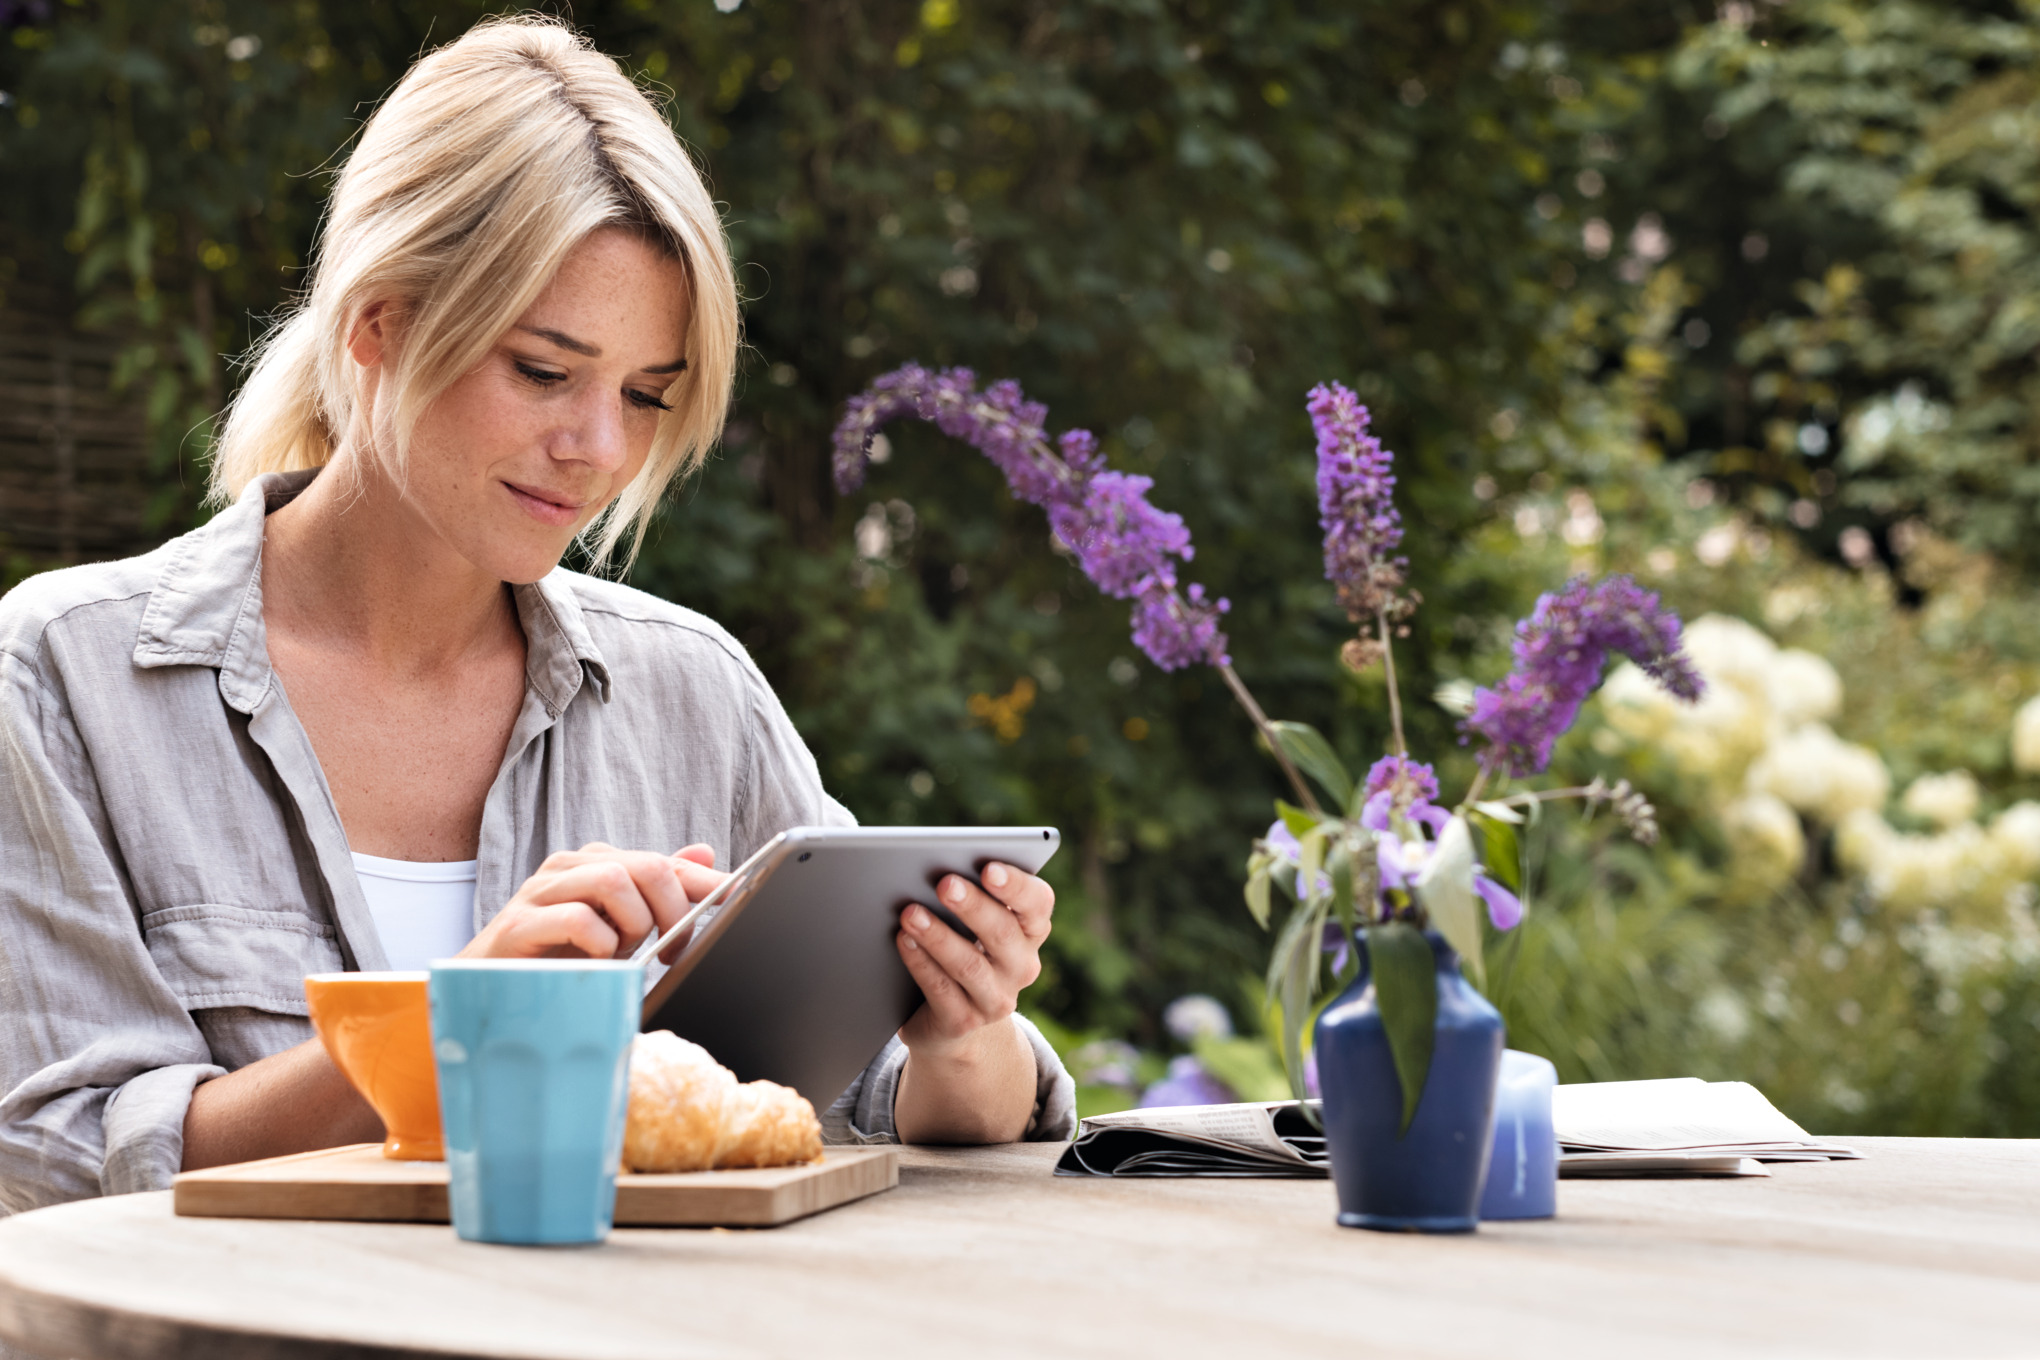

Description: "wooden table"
0 1138 2033 1359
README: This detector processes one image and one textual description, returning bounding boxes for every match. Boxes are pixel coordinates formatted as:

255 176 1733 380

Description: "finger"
671 843 717 868
521 862 655 949
490 903 621 960
980 862 1055 942
608 851 695 940
936 875 1027 964
534 843 621 877
673 859 731 905
900 904 1012 1016
895 928 982 1036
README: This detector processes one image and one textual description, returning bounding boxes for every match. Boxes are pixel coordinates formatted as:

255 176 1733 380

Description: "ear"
344 302 393 370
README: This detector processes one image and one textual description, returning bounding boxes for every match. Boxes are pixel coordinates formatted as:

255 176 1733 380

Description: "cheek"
411 373 532 476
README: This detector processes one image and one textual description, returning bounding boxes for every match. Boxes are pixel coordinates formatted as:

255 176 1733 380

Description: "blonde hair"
209 14 736 568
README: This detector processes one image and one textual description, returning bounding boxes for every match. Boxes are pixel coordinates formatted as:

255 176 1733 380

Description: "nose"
553 384 631 475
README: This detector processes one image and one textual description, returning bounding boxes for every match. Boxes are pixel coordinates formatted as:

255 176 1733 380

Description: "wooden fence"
0 308 162 567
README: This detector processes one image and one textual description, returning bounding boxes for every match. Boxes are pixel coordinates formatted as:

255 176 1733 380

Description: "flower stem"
1218 662 1322 816
1376 608 1407 757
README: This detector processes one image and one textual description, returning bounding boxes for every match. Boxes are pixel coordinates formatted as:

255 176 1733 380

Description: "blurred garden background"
6 0 2040 1135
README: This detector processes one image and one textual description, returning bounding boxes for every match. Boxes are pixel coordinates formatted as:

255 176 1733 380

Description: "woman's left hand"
892 862 1053 1143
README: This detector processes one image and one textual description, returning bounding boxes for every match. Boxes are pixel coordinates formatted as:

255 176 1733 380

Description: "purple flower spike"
834 365 1230 670
1464 575 1705 778
1474 873 1524 930
1311 382 1409 622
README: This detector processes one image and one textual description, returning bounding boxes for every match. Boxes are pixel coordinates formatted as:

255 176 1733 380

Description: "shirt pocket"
140 903 344 1017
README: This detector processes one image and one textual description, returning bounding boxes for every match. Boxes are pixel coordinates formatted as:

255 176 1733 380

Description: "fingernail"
985 863 1008 888
904 937 921 951
906 906 930 930
943 877 966 903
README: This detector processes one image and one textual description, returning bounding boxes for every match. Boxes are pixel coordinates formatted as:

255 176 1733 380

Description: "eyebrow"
517 325 687 374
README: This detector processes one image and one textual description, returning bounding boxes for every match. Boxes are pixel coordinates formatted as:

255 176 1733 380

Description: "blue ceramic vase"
1315 930 1505 1232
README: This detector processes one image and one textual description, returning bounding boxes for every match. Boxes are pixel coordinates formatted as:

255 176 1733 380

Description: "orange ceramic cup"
304 972 443 1161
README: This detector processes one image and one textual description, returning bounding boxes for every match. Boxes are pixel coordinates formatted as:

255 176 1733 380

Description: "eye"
515 361 567 386
627 389 674 413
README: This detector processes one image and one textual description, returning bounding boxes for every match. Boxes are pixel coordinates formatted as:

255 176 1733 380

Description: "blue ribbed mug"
427 959 642 1245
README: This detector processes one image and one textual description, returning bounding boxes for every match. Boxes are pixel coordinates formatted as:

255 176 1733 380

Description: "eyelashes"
514 361 674 413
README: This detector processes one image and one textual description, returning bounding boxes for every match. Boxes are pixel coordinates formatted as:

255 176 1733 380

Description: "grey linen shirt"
0 470 1074 1213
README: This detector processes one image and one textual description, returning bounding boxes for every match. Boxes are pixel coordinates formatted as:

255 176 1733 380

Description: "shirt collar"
133 469 612 714
515 571 612 714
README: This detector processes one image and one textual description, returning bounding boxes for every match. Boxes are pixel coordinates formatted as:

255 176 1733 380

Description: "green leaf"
1472 811 1523 895
1415 814 1485 990
1368 921 1437 1135
1265 891 1331 1105
1328 842 1355 937
1267 721 1355 809
1276 800 1323 841
1244 862 1273 930
1191 1034 1291 1103
1295 824 1327 906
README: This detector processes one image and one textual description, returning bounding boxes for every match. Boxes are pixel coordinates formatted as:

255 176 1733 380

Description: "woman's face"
391 227 692 584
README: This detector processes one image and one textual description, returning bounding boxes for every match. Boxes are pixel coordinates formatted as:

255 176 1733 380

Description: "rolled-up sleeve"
823 1015 1077 1144
0 655 221 1211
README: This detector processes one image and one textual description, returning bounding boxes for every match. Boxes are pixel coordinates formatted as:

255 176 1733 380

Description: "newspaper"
1054 1078 1858 1179
1054 1101 1327 1177
1551 1077 1859 1173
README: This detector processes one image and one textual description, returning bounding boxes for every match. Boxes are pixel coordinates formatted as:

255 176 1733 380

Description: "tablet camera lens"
798 852 811 862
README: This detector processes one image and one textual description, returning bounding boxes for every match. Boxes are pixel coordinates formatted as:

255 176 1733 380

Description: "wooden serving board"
173 1144 899 1228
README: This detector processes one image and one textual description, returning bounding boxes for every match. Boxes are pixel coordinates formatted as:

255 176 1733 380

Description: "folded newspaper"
1055 1101 1328 1177
1551 1077 1859 1176
1055 1077 1857 1178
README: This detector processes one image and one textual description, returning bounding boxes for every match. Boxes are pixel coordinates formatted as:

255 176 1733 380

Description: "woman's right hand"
461 842 725 959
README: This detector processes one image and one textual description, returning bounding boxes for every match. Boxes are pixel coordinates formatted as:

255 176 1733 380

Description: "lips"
504 480 588 529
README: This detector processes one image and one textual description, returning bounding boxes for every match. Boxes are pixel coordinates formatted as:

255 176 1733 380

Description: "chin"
464 528 578 587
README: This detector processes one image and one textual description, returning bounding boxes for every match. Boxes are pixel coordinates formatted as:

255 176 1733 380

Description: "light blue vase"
428 959 642 1245
1480 1049 1559 1221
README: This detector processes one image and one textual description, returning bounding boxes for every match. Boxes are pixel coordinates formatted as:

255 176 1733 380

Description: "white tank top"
350 852 479 971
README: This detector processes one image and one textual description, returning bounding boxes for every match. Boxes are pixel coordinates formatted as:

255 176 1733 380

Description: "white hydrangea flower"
1598 660 1682 744
2014 696 2040 775
1681 614 1780 705
1990 802 2040 881
1834 808 1894 877
1900 770 1982 830
1721 792 1806 889
1766 649 1843 726
1747 723 1891 824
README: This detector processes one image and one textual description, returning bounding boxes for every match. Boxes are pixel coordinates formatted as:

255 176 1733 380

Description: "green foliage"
1267 720 1355 811
1368 920 1437 1134
1190 1032 1290 1104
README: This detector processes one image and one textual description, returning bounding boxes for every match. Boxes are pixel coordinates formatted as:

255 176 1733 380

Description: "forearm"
180 1038 383 1171
892 1017 1035 1144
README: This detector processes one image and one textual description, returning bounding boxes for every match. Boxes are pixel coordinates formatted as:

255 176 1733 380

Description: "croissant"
623 1030 823 1173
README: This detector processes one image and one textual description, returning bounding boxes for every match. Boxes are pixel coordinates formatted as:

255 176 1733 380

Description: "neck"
261 446 521 674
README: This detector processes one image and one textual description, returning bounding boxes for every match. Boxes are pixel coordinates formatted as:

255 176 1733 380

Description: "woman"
0 16 1071 1212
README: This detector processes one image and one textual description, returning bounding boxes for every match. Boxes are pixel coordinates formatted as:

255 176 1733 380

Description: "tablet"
639 825 1061 1110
